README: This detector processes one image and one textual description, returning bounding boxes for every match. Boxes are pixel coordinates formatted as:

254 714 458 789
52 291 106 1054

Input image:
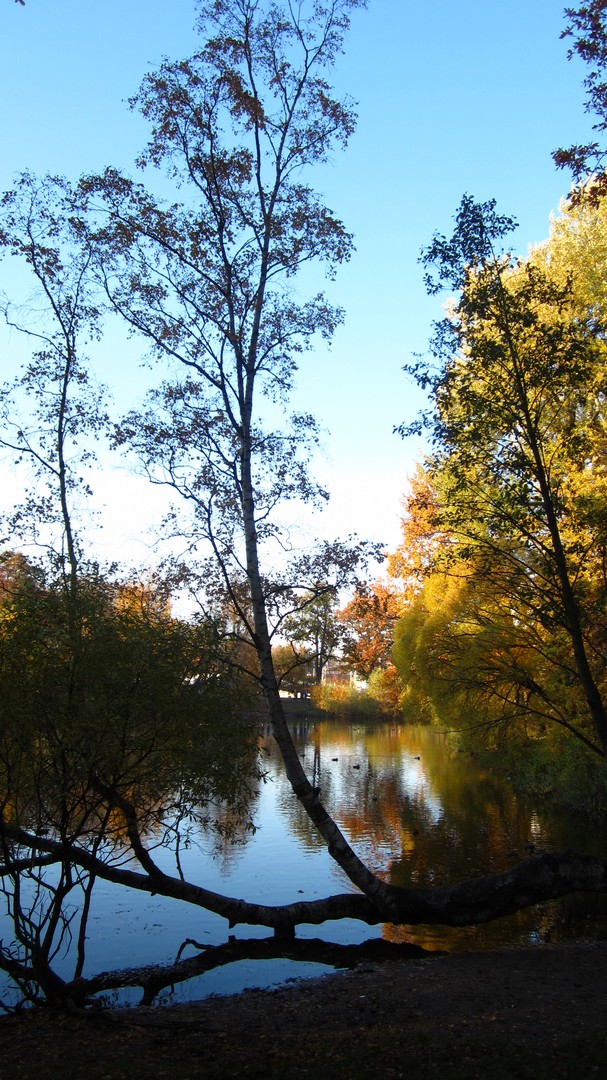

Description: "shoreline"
3 941 607 1078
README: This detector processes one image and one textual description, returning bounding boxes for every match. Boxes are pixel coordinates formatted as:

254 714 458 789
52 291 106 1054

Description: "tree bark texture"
6 826 607 934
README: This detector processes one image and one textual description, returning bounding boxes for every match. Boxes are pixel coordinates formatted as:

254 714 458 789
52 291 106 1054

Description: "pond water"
3 719 607 1007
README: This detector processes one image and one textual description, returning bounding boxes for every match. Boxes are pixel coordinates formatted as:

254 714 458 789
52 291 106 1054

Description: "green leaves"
420 195 518 295
397 191 607 756
0 563 258 838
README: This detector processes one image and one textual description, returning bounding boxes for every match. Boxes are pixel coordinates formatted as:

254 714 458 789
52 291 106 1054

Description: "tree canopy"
393 185 607 770
3 0 607 1012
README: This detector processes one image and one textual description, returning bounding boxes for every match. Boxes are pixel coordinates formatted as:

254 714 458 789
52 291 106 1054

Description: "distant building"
321 660 367 690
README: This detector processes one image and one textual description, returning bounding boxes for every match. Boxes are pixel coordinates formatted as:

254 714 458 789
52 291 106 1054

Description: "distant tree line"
3 0 607 1011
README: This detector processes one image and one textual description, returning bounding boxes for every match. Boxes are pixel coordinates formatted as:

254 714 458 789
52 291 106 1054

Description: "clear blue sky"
0 0 594 567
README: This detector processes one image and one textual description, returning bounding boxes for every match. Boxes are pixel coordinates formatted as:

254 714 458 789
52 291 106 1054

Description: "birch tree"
3 6 607 1014
80 0 397 907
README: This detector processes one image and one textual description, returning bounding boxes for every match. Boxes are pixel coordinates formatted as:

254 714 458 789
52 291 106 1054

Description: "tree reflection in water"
3 719 607 1009
266 720 607 954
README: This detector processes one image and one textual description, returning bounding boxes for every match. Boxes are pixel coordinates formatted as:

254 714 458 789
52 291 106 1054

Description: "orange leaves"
339 579 404 679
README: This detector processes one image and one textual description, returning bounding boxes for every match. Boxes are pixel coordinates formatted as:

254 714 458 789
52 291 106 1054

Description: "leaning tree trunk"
8 823 607 936
239 446 392 914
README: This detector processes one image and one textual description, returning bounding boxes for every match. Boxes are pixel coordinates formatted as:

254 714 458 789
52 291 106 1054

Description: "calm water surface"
4 720 607 1006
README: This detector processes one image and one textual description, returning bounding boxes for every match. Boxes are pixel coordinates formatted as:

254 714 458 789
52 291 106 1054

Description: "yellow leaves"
111 580 172 619
532 184 607 318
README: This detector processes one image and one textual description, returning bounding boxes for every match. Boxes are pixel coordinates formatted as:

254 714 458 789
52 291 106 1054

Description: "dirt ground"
2 942 607 1079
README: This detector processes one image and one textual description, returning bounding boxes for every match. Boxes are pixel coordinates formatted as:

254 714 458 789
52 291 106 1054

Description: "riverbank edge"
3 941 607 1079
